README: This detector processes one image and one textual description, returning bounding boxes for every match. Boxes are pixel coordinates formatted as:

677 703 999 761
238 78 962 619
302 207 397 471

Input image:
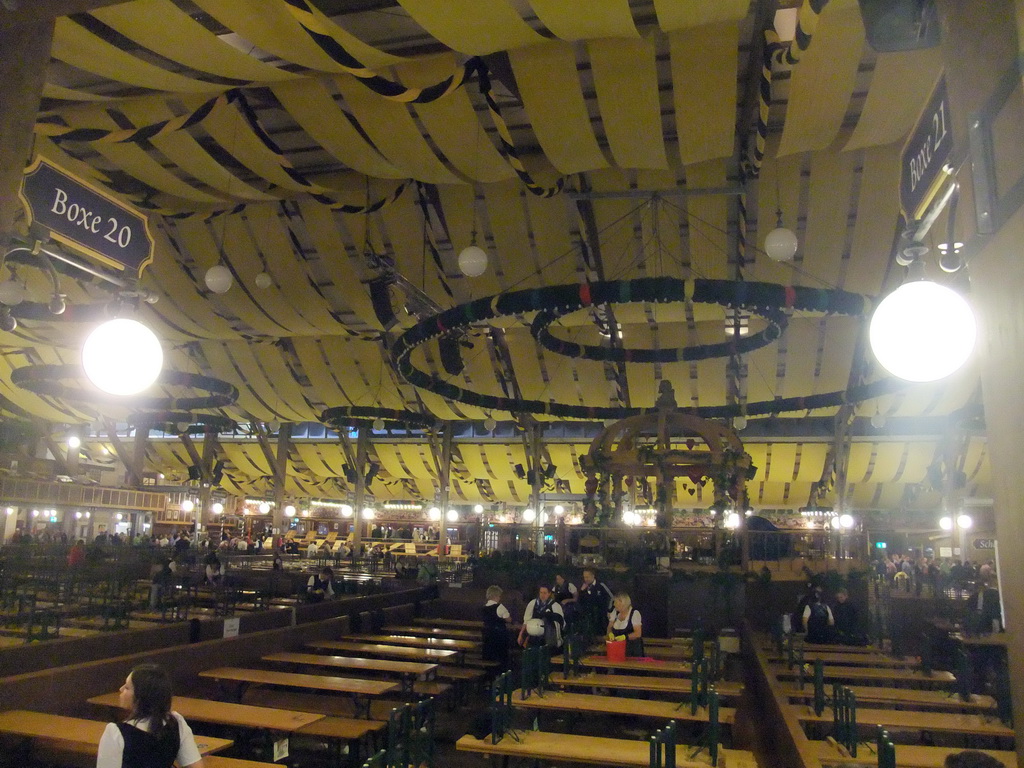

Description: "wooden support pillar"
198 428 216 541
437 425 452 547
352 428 369 548
0 19 52 252
530 424 543 555
272 423 291 534
131 424 149 489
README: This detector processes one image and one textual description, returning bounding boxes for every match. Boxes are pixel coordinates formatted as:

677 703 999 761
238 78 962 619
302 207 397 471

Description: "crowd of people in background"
874 552 998 598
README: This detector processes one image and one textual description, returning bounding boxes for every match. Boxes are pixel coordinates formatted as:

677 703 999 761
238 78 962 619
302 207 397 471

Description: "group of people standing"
481 569 644 669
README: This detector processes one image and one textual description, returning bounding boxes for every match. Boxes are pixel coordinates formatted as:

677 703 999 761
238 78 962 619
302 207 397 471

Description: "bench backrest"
832 685 857 757
521 645 550 696
876 727 895 768
490 672 513 744
648 719 677 768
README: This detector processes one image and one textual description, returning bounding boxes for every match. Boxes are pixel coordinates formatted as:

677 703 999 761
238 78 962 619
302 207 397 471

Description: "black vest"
117 719 179 768
482 602 504 632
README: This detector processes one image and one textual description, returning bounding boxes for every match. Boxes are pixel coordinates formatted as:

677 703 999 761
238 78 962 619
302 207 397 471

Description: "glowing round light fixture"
939 516 953 531
427 507 441 521
284 504 296 517
361 507 375 520
838 513 855 529
204 265 233 294
211 502 224 515
724 511 741 529
869 281 976 382
522 508 536 523
372 417 386 431
180 499 195 513
340 504 353 518
0 279 27 306
554 505 565 516
458 244 488 277
258 501 271 514
446 509 459 523
474 504 484 514
733 415 747 431
83 318 163 396
254 272 273 289
765 226 798 262
67 435 81 449
957 513 973 530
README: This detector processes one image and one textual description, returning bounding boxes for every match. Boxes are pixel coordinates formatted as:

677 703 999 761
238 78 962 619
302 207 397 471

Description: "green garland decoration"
394 276 905 419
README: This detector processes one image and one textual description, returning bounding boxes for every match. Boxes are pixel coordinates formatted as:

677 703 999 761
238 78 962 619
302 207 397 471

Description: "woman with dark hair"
97 663 204 768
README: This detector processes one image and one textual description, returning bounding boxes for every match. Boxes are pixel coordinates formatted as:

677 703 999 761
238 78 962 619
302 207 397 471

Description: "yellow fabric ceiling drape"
528 0 639 40
397 0 544 55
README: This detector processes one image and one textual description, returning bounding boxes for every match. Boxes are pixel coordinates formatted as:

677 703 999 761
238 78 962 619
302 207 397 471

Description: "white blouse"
611 608 642 632
96 712 202 768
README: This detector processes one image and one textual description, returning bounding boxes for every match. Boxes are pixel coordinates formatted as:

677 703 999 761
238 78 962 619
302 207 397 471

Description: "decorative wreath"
320 406 435 431
10 365 238 410
393 277 902 419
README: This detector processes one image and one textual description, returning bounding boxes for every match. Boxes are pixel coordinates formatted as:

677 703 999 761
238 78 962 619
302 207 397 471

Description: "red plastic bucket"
606 639 627 661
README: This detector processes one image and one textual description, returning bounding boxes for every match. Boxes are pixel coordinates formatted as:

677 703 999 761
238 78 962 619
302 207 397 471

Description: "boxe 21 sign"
900 74 953 222
19 156 154 275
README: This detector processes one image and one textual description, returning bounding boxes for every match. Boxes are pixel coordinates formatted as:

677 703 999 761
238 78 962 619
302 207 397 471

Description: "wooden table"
556 655 693 676
782 684 997 713
511 688 736 725
768 652 915 668
456 730 718 767
308 640 460 665
383 625 479 641
774 665 956 689
263 652 437 694
414 617 482 630
813 739 1016 767
349 633 478 651
0 709 232 757
197 667 399 719
549 672 743 698
795 704 1014 740
88 693 324 732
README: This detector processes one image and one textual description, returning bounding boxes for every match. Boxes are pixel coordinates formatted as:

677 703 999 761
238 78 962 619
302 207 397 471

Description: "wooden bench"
0 709 232 757
349 633 479 651
236 689 394 730
768 652 916 668
413 617 482 630
813 739 1016 767
511 688 736 725
456 729 730 767
383 624 479 641
88 693 324 732
774 665 956 688
782 685 997 712
550 671 743 698
794 703 1015 739
306 640 459 664
197 667 399 719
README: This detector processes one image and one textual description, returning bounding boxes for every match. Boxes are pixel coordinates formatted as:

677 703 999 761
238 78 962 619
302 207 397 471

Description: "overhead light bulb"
483 416 497 432
957 513 973 530
180 499 195 513
49 294 66 315
254 271 273 289
212 502 224 514
764 216 798 262
458 244 488 277
204 265 233 294
474 504 484 514
67 435 81 449
284 504 296 517
361 507 375 520
428 507 441 521
0 279 27 306
83 318 163 396
446 509 459 522
870 411 887 429
258 501 271 514
522 508 536 523
340 504 353 518
372 417 386 431
838 514 854 529
869 280 976 382
554 505 565 516
939 516 953 531
734 415 747 431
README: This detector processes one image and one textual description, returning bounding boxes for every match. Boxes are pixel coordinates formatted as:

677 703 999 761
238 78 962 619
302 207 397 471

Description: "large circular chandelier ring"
393 277 900 420
129 411 237 433
320 406 435 431
11 365 238 410
531 306 787 363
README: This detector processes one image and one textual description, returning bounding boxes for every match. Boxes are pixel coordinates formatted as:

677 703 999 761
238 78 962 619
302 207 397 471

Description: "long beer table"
511 688 736 725
795 704 1014 740
263 652 437 694
307 640 459 665
198 667 399 719
774 665 956 689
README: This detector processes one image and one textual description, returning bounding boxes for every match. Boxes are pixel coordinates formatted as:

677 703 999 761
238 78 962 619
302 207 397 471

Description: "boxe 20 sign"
19 156 154 275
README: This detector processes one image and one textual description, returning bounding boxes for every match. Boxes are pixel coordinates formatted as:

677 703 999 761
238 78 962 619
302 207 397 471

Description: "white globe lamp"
340 504 353 518
474 504 484 514
939 516 953 531
446 509 459 523
284 504 296 517
180 499 195 513
869 281 976 382
838 513 855 530
554 505 565 516
82 318 163 396
522 508 536 523
427 507 441 521
458 244 488 277
483 416 497 432
204 265 233 294
258 501 271 514
254 272 273 289
361 507 375 520
372 417 386 431
957 513 973 530
765 225 798 262
67 435 81 449
211 502 224 515
870 411 887 429
0 279 26 306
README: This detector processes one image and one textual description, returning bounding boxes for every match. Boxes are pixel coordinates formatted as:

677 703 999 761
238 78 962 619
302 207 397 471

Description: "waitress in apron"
607 593 644 657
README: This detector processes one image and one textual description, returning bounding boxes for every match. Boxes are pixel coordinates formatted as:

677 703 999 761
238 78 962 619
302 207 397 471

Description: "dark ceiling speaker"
343 464 359 485
858 0 939 52
543 464 557 480
212 460 225 484
368 277 397 328
438 334 465 376
187 464 202 481
514 464 526 480
365 462 380 486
